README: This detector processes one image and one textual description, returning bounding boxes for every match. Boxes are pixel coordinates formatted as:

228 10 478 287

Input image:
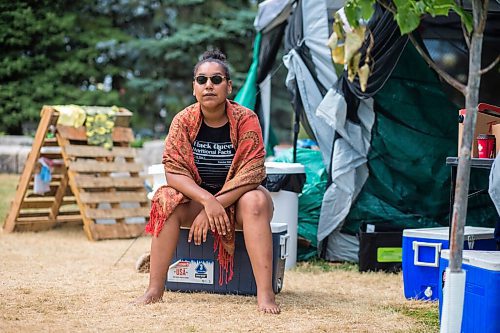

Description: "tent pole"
292 92 301 163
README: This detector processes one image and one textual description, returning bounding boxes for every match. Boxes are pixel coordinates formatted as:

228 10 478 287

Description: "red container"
477 134 496 158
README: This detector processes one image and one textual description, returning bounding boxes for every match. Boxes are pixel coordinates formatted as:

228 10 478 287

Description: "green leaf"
393 0 408 7
425 4 452 17
453 5 473 33
395 5 421 34
358 0 375 21
344 2 360 28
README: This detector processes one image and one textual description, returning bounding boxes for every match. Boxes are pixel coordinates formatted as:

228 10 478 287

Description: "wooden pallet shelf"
3 105 149 240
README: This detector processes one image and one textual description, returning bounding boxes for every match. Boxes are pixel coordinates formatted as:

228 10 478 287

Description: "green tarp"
234 32 261 111
344 43 497 234
275 148 327 260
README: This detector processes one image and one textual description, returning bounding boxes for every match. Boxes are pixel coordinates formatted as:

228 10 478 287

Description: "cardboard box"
458 110 500 157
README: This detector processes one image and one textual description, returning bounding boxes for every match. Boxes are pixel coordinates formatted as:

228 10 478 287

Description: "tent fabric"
253 0 294 33
283 0 338 165
256 22 288 146
236 0 499 263
342 42 462 236
316 91 375 242
323 229 359 262
237 0 293 149
234 32 262 111
256 23 287 83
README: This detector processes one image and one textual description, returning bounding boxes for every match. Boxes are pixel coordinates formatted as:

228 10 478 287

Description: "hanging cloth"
54 105 86 127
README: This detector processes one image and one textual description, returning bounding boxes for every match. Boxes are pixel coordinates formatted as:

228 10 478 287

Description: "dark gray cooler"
165 222 288 295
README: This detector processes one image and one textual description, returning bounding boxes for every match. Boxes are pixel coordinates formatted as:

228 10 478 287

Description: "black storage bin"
358 222 404 273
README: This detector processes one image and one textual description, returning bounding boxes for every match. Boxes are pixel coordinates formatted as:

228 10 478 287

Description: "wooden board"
57 125 134 143
64 145 136 158
68 161 144 173
73 175 145 189
55 108 148 240
3 105 149 239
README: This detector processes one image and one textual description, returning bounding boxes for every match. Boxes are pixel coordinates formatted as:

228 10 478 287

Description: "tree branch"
408 34 466 96
479 54 500 75
377 0 396 14
459 0 471 49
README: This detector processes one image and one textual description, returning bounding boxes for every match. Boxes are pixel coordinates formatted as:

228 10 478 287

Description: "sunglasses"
194 75 228 85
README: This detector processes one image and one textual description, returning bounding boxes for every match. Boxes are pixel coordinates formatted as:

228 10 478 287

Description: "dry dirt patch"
0 224 437 333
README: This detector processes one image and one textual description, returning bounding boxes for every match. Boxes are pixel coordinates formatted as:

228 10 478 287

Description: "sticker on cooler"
167 259 214 284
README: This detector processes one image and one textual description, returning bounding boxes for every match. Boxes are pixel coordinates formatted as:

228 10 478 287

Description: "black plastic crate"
358 222 404 273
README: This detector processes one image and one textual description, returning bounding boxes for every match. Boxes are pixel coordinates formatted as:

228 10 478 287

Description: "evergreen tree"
100 0 257 133
0 0 257 135
0 0 129 134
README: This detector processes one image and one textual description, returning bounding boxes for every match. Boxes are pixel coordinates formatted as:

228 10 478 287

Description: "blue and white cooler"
165 222 289 295
439 250 500 333
402 226 496 300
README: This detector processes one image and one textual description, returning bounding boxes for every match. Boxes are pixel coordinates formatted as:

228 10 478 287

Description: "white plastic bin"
147 164 166 200
264 162 306 269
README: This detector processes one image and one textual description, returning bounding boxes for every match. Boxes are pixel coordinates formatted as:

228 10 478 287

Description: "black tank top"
192 121 235 194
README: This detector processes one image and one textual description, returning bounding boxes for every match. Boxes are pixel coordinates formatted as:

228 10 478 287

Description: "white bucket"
265 162 305 269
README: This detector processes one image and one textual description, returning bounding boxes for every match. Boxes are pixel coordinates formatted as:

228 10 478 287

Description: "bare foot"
257 292 280 314
131 289 164 305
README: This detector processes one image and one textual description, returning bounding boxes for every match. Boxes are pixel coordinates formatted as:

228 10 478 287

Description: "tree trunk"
448 0 487 272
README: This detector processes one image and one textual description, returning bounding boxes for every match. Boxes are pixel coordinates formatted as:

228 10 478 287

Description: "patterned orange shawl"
145 100 266 284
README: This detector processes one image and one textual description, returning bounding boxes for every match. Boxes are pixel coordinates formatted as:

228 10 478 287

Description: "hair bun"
201 50 227 62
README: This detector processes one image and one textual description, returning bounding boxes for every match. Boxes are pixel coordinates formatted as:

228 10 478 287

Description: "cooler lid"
403 226 494 240
265 162 305 174
441 250 500 271
271 222 287 233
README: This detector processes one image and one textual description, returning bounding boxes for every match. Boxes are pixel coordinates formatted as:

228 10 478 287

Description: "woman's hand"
188 210 210 245
203 196 230 235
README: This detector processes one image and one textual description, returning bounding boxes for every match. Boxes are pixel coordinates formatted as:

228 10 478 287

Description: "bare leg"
237 186 280 314
134 201 202 305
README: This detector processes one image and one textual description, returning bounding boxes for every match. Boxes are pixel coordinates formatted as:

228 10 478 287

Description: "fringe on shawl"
145 199 166 237
214 233 234 285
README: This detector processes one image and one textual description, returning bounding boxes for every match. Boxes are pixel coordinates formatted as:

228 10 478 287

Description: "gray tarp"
254 0 294 33
316 90 375 261
283 0 338 165
251 0 376 261
282 0 375 261
316 91 375 241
